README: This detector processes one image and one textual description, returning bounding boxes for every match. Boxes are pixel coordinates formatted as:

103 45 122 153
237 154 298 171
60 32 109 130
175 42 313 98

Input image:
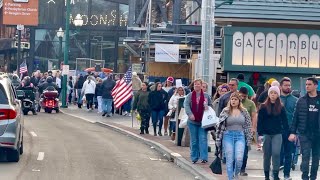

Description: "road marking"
37 152 45 161
30 131 37 137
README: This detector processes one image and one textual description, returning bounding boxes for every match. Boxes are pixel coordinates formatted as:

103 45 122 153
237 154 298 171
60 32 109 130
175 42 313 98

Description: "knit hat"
268 86 280 96
267 78 277 85
271 80 280 87
167 76 174 83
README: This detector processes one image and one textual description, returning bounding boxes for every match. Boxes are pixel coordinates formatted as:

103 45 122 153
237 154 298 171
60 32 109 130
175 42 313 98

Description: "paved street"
0 112 194 180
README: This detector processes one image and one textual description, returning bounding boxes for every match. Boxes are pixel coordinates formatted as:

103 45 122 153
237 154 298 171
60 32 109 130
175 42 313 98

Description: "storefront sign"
2 0 38 26
70 12 127 27
232 31 320 68
155 44 179 63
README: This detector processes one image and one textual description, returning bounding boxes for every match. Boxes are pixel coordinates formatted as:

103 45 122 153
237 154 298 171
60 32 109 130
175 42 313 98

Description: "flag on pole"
112 67 133 109
19 60 28 74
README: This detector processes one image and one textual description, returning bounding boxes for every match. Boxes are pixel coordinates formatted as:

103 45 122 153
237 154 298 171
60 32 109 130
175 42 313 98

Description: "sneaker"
279 166 284 170
123 111 128 116
127 113 131 117
240 172 248 176
284 176 292 180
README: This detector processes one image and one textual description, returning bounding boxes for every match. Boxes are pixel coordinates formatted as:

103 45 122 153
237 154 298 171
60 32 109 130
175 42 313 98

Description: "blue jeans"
151 110 164 132
76 89 83 104
223 130 245 180
102 99 113 114
188 121 208 162
169 121 176 133
123 98 132 112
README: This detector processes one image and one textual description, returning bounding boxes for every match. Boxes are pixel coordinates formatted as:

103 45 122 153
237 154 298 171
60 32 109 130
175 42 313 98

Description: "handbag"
178 108 188 128
201 106 219 129
170 111 176 118
209 155 222 174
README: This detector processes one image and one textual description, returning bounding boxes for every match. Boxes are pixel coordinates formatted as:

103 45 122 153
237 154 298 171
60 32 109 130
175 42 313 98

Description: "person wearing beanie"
258 79 279 104
258 85 289 180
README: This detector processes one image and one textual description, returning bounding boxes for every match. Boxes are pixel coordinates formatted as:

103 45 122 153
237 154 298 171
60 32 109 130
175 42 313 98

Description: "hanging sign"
155 44 179 63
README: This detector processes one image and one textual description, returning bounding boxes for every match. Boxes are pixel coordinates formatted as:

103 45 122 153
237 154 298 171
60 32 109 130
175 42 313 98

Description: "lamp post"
56 27 64 70
16 24 24 77
61 1 84 108
199 0 233 96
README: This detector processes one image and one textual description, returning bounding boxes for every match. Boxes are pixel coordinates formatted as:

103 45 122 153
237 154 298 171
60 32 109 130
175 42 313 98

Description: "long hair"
226 92 245 114
261 96 283 115
213 84 229 100
154 82 161 91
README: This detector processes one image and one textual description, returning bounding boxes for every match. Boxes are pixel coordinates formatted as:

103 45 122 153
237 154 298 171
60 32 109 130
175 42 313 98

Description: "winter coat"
290 93 320 137
81 78 96 95
95 83 103 97
133 90 150 111
101 78 116 99
148 89 168 111
280 94 298 126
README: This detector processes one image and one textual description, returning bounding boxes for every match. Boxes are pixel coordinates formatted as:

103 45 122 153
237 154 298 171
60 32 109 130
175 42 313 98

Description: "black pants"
241 144 249 172
139 109 150 131
85 94 94 109
280 132 295 177
68 90 73 103
300 135 320 180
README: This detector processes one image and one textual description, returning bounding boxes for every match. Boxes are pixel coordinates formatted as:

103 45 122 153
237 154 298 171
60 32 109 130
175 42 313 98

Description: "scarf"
191 90 205 122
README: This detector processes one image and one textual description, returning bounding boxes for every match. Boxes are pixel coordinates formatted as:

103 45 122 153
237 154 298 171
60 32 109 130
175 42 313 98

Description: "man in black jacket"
101 74 116 117
289 77 320 180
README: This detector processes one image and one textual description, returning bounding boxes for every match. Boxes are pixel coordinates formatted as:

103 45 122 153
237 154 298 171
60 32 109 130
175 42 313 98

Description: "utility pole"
200 0 215 96
61 0 71 108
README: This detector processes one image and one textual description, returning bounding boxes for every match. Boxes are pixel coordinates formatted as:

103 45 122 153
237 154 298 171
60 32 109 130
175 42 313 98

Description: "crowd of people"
131 73 319 180
15 69 318 180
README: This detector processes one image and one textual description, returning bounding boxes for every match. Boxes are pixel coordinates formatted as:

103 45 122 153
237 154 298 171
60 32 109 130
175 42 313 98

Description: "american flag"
19 60 28 74
111 67 133 109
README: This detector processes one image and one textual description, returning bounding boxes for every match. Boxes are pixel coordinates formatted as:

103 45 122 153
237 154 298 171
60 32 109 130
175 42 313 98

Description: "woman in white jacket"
81 76 96 111
168 86 186 136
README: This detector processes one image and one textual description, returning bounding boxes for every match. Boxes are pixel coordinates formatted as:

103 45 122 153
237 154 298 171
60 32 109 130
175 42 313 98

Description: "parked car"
0 76 24 162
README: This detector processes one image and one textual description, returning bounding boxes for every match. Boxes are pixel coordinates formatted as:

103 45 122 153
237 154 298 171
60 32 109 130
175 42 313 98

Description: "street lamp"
56 27 64 70
61 0 84 108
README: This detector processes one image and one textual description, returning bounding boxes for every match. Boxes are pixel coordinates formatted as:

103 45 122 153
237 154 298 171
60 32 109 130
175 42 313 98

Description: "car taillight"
0 109 17 120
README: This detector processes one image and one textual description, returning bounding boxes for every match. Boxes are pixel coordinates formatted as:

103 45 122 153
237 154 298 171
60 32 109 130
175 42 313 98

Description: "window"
0 84 9 104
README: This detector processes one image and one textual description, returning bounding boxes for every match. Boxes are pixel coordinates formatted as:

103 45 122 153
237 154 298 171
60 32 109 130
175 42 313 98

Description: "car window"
0 84 9 104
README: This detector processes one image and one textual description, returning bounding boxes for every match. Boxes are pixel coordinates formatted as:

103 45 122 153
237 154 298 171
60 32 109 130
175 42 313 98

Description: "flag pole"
130 55 134 128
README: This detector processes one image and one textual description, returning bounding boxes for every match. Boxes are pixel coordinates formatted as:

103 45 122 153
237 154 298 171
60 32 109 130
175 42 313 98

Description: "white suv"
0 76 24 162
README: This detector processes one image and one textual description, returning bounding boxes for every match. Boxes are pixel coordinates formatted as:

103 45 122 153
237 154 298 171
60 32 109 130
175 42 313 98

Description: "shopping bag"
209 155 222 174
82 95 86 103
178 108 188 128
201 107 219 129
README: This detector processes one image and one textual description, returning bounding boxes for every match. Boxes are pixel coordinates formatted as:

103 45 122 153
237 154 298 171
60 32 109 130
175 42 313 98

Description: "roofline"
216 18 320 26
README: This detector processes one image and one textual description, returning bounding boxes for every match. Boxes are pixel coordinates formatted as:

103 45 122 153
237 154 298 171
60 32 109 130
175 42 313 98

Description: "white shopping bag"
201 107 219 129
178 108 188 128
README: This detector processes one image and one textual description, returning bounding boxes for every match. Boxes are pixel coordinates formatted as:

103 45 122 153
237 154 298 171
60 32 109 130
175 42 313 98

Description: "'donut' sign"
232 31 320 68
2 0 39 26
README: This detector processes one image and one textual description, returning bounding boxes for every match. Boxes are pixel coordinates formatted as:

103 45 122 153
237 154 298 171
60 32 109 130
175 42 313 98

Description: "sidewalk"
60 105 275 180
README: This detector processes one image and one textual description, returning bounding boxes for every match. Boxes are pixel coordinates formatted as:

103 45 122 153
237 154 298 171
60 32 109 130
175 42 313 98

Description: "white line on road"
30 131 37 137
37 152 45 161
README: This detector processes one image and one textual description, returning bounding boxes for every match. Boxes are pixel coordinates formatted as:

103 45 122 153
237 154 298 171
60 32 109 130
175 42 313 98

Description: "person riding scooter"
38 76 59 94
38 76 59 113
17 76 37 115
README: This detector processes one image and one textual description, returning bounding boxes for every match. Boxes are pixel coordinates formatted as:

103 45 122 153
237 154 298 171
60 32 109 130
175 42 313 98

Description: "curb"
61 110 216 180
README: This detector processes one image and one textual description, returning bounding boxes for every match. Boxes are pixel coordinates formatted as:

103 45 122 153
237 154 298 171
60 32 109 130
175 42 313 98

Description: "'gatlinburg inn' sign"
232 32 320 68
